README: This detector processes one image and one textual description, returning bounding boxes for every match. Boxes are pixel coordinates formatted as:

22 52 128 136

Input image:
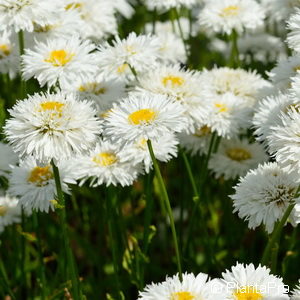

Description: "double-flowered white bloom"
71 140 141 187
231 162 300 233
97 32 160 82
4 91 102 163
104 92 189 143
209 138 267 180
0 0 64 32
198 0 265 35
138 272 222 300
9 157 76 212
0 193 22 233
220 263 289 299
22 36 98 87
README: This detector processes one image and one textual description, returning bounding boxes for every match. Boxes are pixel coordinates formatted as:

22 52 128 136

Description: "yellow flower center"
171 291 195 300
93 152 117 166
33 23 55 33
79 82 106 95
65 2 83 10
40 101 65 112
226 147 252 161
0 206 8 217
194 125 211 137
162 75 185 87
219 5 240 17
28 166 53 187
284 103 300 113
117 63 129 74
234 286 263 300
0 44 11 58
137 138 148 149
125 45 137 55
215 103 228 113
44 49 74 67
128 109 156 125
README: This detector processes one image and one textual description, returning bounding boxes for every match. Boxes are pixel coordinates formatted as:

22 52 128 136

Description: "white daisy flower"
0 142 18 178
8 157 76 213
209 138 267 180
267 107 300 173
221 263 289 299
4 91 102 163
0 0 64 33
72 140 141 187
119 133 179 173
145 0 197 11
136 64 212 127
237 33 286 63
60 74 126 114
104 92 189 143
205 93 251 139
0 30 20 78
111 0 134 18
252 92 296 145
287 9 300 53
198 0 265 35
63 0 117 40
96 32 160 82
28 9 84 43
21 36 98 87
291 281 300 300
138 272 221 300
178 125 212 156
200 67 271 108
267 55 300 93
231 162 300 233
0 193 22 233
261 0 300 21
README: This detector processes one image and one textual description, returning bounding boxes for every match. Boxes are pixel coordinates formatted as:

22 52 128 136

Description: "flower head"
4 91 102 163
22 36 98 87
231 162 300 233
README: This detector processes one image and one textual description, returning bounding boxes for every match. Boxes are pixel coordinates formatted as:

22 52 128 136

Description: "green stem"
106 187 121 292
261 204 295 267
229 30 240 68
181 150 199 202
0 259 16 300
184 133 217 257
32 212 47 300
147 140 182 280
20 209 27 300
173 8 189 59
18 31 27 98
127 63 139 82
51 160 82 300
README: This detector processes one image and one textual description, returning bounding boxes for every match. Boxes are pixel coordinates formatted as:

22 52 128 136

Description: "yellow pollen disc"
93 152 117 166
137 138 148 148
171 291 195 300
40 101 65 112
128 109 156 125
117 63 129 73
215 103 228 113
194 125 211 137
234 286 263 300
294 66 300 72
44 49 74 67
284 103 300 113
0 44 11 58
219 5 240 17
28 166 53 187
0 206 8 217
162 75 185 87
65 2 83 10
125 45 137 55
79 82 106 95
226 147 252 161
